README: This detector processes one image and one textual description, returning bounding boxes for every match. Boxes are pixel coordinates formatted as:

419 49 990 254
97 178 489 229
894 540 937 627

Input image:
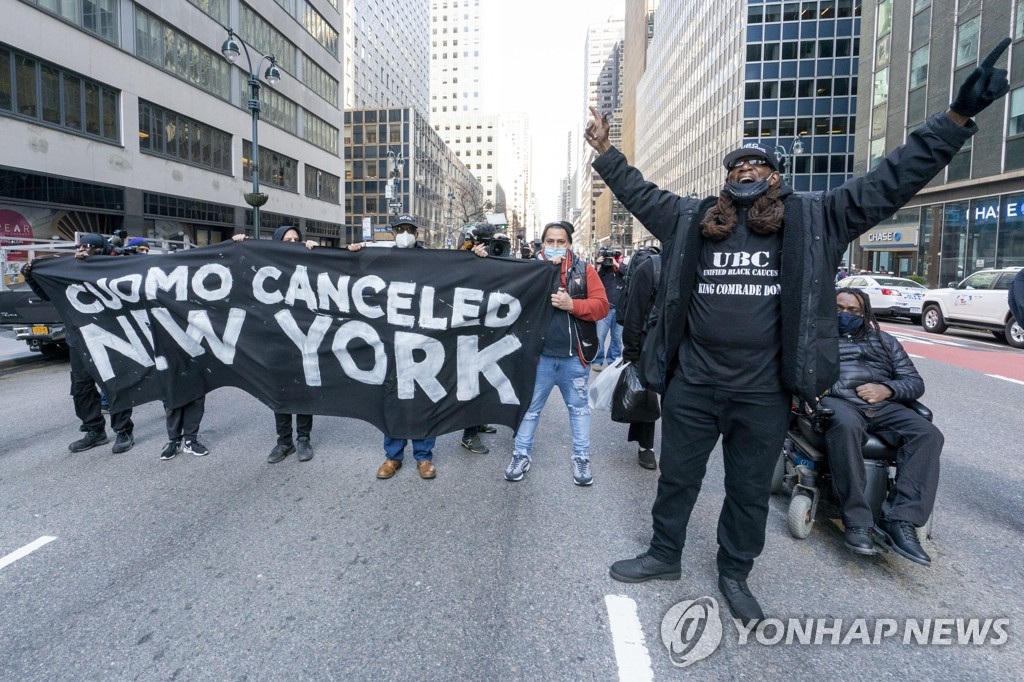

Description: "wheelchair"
771 400 934 542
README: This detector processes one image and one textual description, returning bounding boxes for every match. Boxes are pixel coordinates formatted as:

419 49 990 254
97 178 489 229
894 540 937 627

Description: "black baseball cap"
392 214 420 230
723 142 780 172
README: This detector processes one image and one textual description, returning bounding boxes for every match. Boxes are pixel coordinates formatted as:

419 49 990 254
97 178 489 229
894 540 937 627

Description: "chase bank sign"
859 225 919 249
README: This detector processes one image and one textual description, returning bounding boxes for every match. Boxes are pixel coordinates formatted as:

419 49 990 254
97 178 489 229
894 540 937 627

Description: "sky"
494 0 625 226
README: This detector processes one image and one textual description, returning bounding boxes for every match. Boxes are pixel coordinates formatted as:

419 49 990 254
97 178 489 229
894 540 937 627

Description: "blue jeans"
595 307 623 365
383 436 435 462
513 355 591 461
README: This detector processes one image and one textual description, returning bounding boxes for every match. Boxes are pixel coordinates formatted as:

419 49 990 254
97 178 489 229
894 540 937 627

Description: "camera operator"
593 246 624 371
461 223 512 258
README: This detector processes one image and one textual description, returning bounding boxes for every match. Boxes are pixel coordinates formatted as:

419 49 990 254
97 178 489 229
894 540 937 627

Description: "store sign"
975 198 1024 222
859 225 919 249
0 209 34 257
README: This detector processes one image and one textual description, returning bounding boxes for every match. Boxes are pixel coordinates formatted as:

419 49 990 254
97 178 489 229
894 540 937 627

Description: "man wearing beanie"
585 38 1012 623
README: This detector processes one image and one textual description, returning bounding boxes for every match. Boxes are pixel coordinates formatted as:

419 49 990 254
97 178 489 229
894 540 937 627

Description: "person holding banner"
23 234 136 454
481 221 609 486
233 226 318 463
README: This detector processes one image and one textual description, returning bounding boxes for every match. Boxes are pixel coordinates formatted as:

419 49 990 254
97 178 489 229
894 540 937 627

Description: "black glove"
950 37 1011 118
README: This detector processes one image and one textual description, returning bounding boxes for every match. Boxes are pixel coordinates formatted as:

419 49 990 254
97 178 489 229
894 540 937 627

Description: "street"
1 329 1022 681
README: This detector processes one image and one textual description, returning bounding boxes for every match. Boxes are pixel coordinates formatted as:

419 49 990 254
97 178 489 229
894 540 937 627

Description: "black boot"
609 552 681 583
874 519 931 566
69 429 108 453
844 525 879 555
112 430 134 454
718 575 765 625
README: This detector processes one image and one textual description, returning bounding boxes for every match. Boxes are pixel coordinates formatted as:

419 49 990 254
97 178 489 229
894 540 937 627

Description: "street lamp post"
221 28 281 236
447 189 455 249
774 133 806 188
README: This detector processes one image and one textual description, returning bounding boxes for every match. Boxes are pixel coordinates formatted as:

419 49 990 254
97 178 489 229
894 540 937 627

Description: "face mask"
724 179 770 206
837 312 864 336
544 246 567 259
395 233 416 248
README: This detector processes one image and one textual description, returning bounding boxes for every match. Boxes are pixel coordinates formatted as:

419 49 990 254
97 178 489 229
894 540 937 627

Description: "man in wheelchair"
819 288 943 566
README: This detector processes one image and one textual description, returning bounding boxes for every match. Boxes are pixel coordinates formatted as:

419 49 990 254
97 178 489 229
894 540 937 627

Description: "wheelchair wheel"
787 494 814 539
770 452 786 495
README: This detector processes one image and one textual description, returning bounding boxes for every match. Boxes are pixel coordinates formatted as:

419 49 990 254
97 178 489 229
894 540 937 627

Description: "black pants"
649 381 790 580
627 421 656 450
165 397 206 441
821 398 942 528
70 351 132 434
275 413 312 445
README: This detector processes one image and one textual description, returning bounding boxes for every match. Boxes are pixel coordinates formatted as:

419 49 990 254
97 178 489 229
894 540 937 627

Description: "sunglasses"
393 225 417 234
728 157 771 169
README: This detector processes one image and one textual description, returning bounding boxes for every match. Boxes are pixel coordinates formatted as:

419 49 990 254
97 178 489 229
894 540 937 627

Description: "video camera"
597 246 621 268
462 223 512 258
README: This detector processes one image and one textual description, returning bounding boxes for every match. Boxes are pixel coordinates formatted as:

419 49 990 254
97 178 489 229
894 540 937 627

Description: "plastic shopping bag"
588 359 627 411
611 361 662 423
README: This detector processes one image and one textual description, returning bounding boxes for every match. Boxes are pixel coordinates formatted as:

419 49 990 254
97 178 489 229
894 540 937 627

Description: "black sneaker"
718 575 765 625
160 439 181 461
69 429 108 453
112 430 134 454
873 518 931 566
609 552 681 583
477 424 497 434
296 438 314 462
268 443 295 464
460 434 489 454
638 449 657 470
182 438 209 457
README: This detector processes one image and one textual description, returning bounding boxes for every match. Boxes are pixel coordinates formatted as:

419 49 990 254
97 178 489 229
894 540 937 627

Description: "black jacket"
593 112 975 402
620 255 658 363
827 329 924 407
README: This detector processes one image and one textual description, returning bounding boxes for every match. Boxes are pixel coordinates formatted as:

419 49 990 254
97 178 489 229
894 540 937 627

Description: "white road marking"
605 594 655 682
0 536 57 571
986 374 1024 386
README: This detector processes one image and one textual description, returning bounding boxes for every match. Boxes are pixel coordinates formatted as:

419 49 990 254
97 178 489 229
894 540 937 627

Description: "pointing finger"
980 37 1012 69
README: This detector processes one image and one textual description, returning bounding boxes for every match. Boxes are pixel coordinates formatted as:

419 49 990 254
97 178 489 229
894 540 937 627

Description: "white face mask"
394 233 416 248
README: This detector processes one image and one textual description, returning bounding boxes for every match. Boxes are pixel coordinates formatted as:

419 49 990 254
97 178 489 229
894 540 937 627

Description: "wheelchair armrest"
907 400 933 422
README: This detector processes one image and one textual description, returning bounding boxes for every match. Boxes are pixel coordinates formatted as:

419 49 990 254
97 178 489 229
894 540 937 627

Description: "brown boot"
417 460 436 479
376 458 402 479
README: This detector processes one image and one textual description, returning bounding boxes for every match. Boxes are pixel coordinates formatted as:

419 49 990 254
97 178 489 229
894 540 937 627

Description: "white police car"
837 274 928 324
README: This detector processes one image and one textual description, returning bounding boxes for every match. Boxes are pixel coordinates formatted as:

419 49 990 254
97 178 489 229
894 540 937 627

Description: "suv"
920 267 1024 349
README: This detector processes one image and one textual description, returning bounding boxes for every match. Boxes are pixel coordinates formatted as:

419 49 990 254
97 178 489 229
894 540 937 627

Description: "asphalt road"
1 338 1022 681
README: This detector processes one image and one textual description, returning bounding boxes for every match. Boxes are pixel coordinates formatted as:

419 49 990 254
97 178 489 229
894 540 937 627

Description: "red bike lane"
881 324 1024 383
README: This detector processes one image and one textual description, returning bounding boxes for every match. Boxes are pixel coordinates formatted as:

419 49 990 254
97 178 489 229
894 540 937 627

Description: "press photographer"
460 223 512 258
593 246 624 371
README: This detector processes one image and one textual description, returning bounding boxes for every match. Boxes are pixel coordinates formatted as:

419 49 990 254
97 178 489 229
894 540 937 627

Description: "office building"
1 1 345 249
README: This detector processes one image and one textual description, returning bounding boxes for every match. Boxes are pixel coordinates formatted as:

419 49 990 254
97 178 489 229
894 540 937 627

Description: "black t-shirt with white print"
678 211 783 391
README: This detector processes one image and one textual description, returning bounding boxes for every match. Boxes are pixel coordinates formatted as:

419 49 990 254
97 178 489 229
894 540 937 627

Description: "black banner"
30 243 559 439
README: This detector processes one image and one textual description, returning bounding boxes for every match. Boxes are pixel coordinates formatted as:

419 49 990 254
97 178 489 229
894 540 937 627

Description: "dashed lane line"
605 594 655 682
0 536 57 571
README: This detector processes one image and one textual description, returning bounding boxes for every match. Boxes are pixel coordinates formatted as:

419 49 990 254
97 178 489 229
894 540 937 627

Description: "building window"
304 165 340 203
0 45 119 143
1016 1 1024 39
873 67 889 107
185 0 229 24
135 8 230 99
1010 87 1024 137
138 100 232 174
914 0 931 11
242 140 298 192
34 0 119 43
869 137 886 169
909 46 929 88
876 0 893 39
241 4 296 74
956 16 981 68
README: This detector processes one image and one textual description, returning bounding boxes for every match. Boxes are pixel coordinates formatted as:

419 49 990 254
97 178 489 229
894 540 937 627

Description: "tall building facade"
343 106 480 248
1 1 345 248
577 16 624 252
620 0 659 246
852 0 1024 283
343 0 430 117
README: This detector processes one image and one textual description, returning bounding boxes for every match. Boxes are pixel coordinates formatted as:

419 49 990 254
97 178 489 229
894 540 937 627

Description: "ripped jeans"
513 354 591 461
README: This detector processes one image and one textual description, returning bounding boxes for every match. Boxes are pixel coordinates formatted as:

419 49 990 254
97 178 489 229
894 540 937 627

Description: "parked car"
919 266 1024 349
836 274 928 324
